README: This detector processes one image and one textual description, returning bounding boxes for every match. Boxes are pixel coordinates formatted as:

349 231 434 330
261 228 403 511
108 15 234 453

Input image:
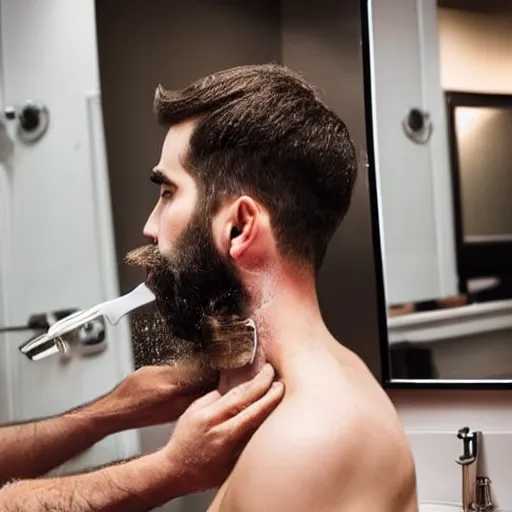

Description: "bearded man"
126 64 418 512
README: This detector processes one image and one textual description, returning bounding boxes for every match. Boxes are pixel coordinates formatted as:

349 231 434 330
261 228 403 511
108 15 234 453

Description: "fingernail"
263 363 274 374
271 381 284 392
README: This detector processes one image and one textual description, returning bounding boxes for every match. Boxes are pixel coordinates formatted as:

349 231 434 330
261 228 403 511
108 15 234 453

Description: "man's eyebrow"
150 169 175 186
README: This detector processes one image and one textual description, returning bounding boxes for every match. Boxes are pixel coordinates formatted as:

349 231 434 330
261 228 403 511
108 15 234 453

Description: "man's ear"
228 196 260 262
214 196 261 262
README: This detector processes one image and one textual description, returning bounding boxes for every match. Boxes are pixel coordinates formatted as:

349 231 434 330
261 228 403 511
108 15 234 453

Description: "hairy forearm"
0 403 111 485
0 452 184 512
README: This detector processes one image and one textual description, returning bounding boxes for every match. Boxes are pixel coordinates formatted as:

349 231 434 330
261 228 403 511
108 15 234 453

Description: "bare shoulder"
219 360 417 512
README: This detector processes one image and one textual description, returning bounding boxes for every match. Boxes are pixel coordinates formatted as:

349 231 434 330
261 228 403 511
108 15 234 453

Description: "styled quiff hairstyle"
154 64 357 270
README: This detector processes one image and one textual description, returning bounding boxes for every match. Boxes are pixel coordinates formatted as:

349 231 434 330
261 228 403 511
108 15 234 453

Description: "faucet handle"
457 427 478 464
476 477 494 511
456 428 482 512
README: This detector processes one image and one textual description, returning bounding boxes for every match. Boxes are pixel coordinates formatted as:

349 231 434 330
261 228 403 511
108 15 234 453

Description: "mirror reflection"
455 103 512 241
368 0 512 382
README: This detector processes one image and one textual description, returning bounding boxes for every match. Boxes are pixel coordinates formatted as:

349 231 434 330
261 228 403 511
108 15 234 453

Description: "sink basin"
420 504 508 512
419 505 460 512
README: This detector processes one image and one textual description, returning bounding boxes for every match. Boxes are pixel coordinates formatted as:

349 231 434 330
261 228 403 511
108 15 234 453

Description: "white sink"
419 505 460 512
420 504 508 512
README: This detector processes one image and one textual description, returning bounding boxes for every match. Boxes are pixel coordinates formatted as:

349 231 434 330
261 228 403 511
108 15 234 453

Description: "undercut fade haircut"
153 64 357 270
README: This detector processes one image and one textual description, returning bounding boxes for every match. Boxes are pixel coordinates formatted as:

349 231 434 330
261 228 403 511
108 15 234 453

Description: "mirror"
363 0 512 385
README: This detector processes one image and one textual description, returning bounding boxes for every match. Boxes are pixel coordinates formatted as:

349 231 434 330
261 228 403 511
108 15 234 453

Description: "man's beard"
125 208 249 369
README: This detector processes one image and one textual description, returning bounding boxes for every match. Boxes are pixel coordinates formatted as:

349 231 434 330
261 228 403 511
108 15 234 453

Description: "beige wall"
438 7 512 92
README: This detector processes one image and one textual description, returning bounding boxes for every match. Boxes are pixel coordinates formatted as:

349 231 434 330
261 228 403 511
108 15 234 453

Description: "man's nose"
143 207 159 242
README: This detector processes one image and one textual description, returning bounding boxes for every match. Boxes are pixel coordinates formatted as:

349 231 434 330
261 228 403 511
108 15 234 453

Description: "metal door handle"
4 100 50 144
402 108 433 144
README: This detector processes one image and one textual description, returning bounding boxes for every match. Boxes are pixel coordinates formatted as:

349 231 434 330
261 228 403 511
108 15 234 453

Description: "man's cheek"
160 208 190 243
158 238 180 262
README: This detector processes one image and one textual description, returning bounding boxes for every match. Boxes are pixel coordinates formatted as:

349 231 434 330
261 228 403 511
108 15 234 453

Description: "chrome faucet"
456 427 494 512
476 477 493 512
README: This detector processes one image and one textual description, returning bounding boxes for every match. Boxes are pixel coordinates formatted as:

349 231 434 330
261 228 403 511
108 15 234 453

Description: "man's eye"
160 189 175 200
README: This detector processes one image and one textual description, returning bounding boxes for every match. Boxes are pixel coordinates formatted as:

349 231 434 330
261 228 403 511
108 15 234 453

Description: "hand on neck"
217 264 331 394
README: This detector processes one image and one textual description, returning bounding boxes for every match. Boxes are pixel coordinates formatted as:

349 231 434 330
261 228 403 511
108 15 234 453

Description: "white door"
368 0 458 305
0 0 139 474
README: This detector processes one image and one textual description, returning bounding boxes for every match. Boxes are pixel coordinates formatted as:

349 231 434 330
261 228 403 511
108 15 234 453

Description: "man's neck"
217 267 333 394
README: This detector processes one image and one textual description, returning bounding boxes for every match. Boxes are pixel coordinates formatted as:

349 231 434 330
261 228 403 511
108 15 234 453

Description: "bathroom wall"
438 7 512 93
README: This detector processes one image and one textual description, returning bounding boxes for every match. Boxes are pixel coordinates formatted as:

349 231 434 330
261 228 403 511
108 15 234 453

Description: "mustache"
125 244 164 270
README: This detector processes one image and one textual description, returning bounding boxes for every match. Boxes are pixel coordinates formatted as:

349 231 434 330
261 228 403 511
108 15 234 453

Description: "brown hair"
153 63 357 270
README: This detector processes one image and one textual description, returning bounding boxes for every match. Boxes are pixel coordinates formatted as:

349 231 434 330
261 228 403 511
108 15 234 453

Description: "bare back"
208 341 418 512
